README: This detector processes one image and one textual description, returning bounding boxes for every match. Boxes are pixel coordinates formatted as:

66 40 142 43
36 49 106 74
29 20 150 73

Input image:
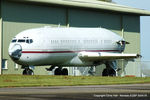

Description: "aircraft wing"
78 52 140 61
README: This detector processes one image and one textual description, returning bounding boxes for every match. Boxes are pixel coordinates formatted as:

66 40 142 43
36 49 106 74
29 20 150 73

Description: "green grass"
0 75 150 88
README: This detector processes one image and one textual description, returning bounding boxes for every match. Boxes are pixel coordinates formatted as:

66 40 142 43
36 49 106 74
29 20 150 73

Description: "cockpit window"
12 38 33 44
26 39 33 44
30 39 33 43
26 39 30 43
18 39 25 43
11 39 17 43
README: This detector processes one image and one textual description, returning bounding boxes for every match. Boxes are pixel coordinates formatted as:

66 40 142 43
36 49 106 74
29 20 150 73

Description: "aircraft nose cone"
8 44 22 60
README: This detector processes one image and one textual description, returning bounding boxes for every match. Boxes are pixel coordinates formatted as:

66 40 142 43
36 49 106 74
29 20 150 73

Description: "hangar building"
0 0 150 76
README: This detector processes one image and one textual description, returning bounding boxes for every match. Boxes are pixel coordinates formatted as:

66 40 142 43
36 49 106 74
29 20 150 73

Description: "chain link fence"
141 61 150 77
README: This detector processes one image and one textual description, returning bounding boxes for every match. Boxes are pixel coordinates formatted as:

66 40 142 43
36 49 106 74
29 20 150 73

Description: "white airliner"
8 26 140 76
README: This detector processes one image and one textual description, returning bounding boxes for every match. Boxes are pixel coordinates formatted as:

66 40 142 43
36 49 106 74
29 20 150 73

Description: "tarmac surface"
0 84 150 100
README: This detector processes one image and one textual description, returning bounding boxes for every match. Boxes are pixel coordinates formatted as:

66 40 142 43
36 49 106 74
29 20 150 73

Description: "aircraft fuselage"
9 27 125 67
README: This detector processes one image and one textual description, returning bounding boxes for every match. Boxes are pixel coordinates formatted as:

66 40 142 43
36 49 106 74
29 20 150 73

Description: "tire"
102 68 109 76
109 69 116 76
23 69 27 75
102 68 116 76
54 68 62 75
22 69 34 75
27 69 34 75
62 68 68 75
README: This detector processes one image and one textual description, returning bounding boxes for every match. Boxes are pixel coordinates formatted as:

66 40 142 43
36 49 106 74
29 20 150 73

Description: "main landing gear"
46 66 68 75
102 61 117 76
102 68 116 76
54 68 68 75
22 67 34 75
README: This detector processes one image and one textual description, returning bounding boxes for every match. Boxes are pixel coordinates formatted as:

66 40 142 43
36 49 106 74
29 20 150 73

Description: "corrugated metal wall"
0 21 1 75
2 1 67 74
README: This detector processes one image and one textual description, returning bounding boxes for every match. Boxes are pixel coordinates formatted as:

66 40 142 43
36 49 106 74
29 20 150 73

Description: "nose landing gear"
22 67 34 75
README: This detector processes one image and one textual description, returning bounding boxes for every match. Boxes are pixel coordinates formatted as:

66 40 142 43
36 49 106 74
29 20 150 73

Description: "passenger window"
30 39 33 43
18 39 25 43
26 39 33 44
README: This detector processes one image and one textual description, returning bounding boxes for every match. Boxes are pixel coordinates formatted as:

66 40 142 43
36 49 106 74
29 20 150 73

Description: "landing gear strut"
22 67 34 75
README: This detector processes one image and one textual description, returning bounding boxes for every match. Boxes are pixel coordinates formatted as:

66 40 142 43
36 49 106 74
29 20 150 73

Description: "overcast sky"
112 0 150 61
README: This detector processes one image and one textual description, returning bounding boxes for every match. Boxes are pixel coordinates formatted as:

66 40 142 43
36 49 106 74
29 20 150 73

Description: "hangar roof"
8 0 150 16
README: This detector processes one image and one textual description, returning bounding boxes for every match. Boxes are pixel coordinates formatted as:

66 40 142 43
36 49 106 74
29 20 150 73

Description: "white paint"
8 27 138 68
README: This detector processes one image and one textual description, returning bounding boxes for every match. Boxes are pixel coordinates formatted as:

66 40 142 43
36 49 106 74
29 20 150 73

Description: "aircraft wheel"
28 69 34 75
102 68 116 76
62 68 68 75
109 69 116 76
102 68 109 76
23 69 34 75
54 68 62 75
23 69 27 75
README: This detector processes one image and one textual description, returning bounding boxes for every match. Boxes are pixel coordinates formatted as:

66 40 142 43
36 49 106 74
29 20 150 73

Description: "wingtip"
137 54 142 58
